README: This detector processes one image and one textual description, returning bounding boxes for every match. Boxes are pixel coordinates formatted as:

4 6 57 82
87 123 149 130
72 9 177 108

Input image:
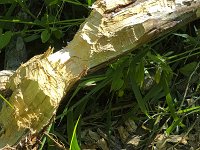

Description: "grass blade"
0 93 14 109
129 66 149 117
69 115 81 150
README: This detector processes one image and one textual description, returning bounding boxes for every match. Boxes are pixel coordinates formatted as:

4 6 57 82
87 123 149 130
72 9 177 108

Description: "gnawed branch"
0 0 200 148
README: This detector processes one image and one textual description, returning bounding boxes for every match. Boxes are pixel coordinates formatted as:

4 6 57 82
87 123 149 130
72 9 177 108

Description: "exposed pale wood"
0 70 14 91
0 0 200 148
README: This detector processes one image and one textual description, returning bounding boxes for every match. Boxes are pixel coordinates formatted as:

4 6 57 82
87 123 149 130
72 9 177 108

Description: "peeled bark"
0 0 200 148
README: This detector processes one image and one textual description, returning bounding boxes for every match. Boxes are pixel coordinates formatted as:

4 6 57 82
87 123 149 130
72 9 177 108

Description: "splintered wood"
0 0 200 148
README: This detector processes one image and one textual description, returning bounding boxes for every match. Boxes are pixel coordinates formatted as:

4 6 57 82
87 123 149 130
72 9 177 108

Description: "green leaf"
166 93 177 119
87 0 92 5
161 73 177 118
179 62 198 76
41 29 51 43
0 31 12 49
24 34 40 42
69 113 81 150
143 83 163 103
166 118 182 135
129 64 149 117
52 29 63 39
111 78 124 91
110 64 125 91
155 66 162 84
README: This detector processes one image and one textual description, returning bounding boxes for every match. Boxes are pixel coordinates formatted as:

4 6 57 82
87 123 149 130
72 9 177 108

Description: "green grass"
55 32 200 148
